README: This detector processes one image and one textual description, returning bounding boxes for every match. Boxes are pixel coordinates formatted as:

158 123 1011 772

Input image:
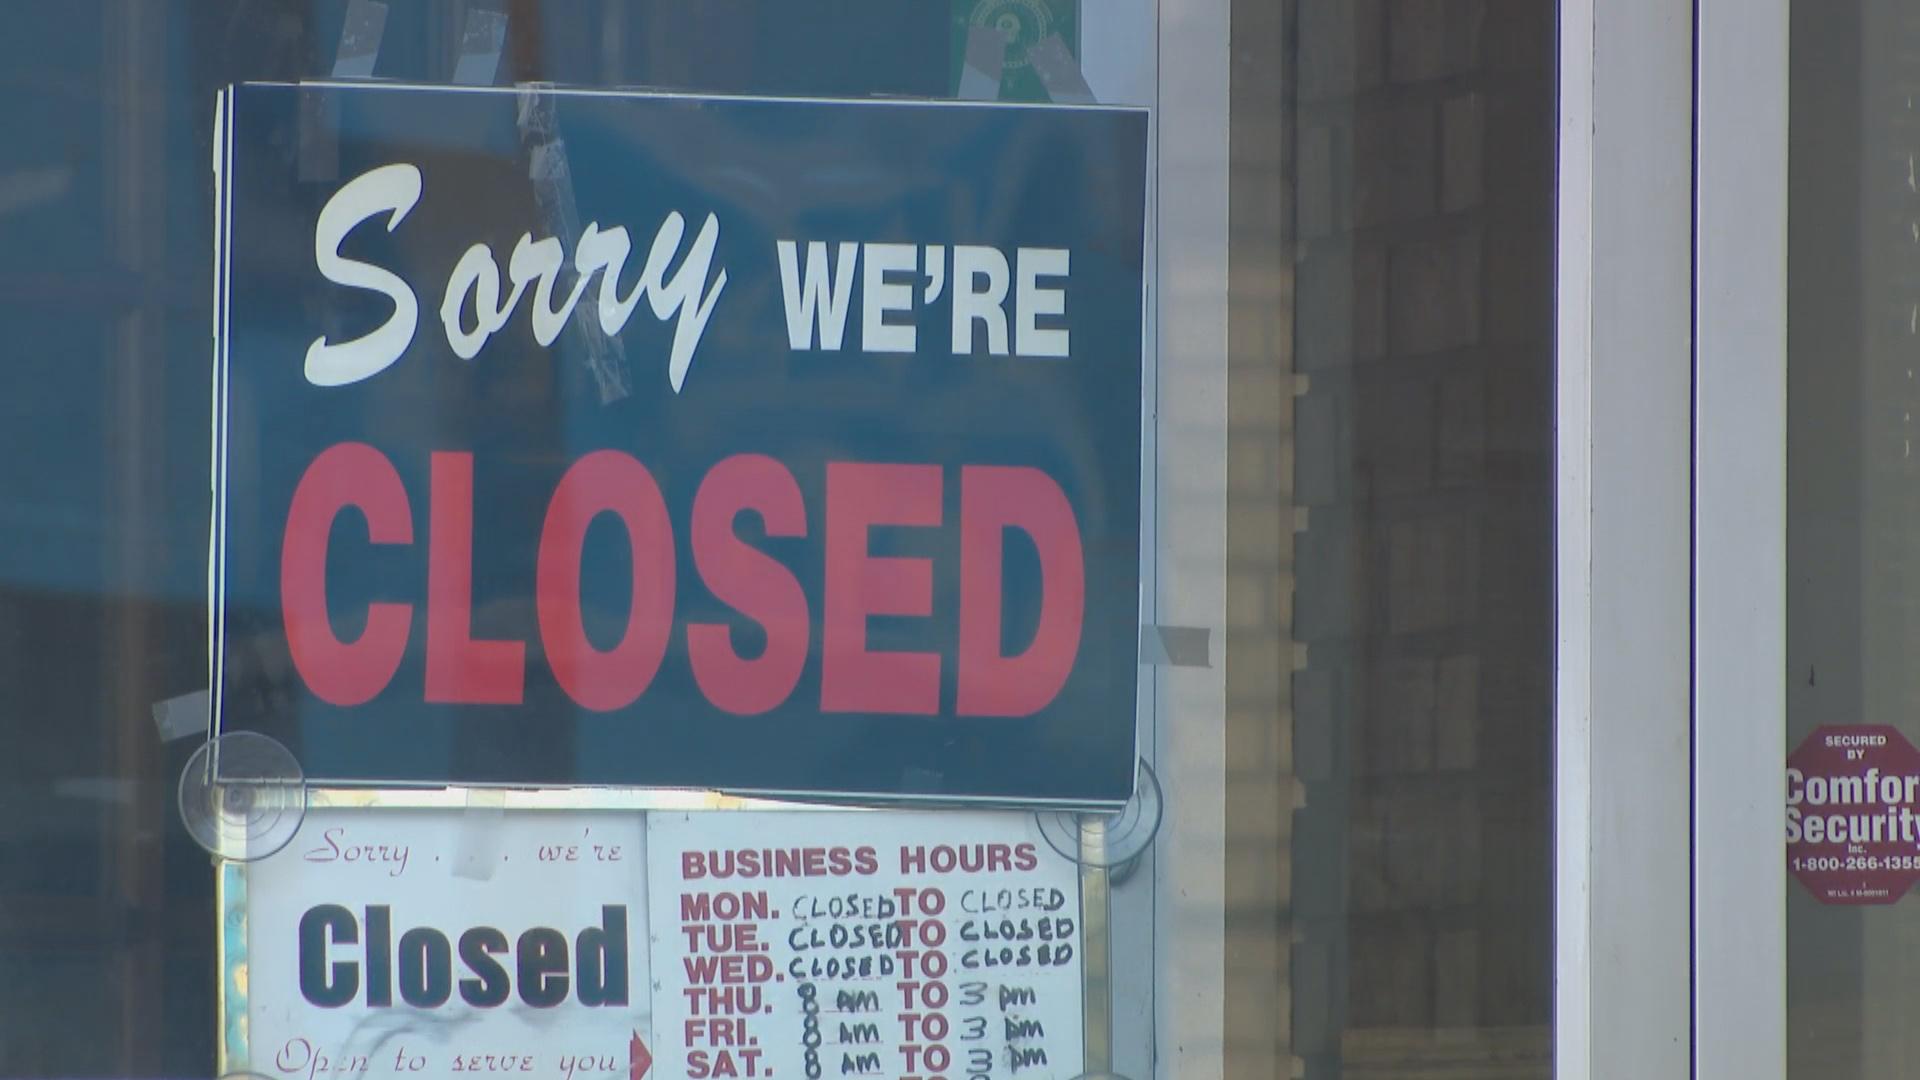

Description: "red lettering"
896 949 923 978
536 451 674 710
426 452 525 703
279 450 1085 722
956 465 1083 716
687 454 809 715
821 463 941 714
281 442 413 706
987 844 1011 873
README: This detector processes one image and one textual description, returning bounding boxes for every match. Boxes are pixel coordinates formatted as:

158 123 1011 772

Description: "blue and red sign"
211 82 1146 806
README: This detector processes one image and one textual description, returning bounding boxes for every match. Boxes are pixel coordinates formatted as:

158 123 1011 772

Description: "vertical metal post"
1152 0 1231 1076
1080 821 1114 1074
1556 0 1696 1076
1694 0 1788 1075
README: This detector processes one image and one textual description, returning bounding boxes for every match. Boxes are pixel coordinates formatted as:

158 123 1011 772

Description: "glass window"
1788 0 1920 1074
1226 2 1554 1077
0 4 1552 1079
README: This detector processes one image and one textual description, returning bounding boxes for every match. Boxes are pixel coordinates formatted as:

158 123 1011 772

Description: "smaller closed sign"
1787 724 1920 904
239 808 654 1079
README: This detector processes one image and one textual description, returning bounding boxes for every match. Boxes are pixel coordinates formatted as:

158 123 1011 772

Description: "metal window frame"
1556 0 1700 1076
1143 1 1788 1075
1151 3 1231 1079
1564 0 1790 1074
1693 0 1788 1075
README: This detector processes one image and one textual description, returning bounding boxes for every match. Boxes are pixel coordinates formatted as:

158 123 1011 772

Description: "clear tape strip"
332 0 388 79
1030 34 1096 105
452 8 508 86
452 787 509 880
958 25 1008 100
1139 624 1211 668
153 688 211 742
518 87 633 402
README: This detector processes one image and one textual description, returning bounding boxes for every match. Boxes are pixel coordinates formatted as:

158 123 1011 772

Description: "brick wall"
1224 3 1553 1077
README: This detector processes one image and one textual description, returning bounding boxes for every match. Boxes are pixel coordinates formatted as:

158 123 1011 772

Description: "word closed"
281 446 1085 717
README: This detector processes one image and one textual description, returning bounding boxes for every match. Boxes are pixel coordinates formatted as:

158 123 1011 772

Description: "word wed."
302 163 726 392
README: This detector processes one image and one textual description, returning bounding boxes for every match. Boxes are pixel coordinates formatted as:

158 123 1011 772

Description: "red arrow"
630 1030 652 1080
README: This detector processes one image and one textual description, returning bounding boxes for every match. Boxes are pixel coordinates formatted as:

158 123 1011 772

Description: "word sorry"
302 163 724 392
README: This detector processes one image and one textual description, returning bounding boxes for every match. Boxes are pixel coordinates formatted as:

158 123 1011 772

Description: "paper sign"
241 808 653 1079
647 810 1085 1080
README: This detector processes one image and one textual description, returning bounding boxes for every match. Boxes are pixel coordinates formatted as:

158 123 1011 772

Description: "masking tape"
451 788 508 881
153 687 212 742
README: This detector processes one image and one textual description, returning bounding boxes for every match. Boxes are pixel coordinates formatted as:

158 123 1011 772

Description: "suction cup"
1035 759 1163 869
178 732 306 861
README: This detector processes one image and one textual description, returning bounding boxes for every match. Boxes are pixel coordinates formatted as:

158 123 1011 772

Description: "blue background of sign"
216 82 1145 806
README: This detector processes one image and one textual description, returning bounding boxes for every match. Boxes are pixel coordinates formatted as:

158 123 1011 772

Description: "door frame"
1693 0 1788 1076
1553 0 1788 1076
